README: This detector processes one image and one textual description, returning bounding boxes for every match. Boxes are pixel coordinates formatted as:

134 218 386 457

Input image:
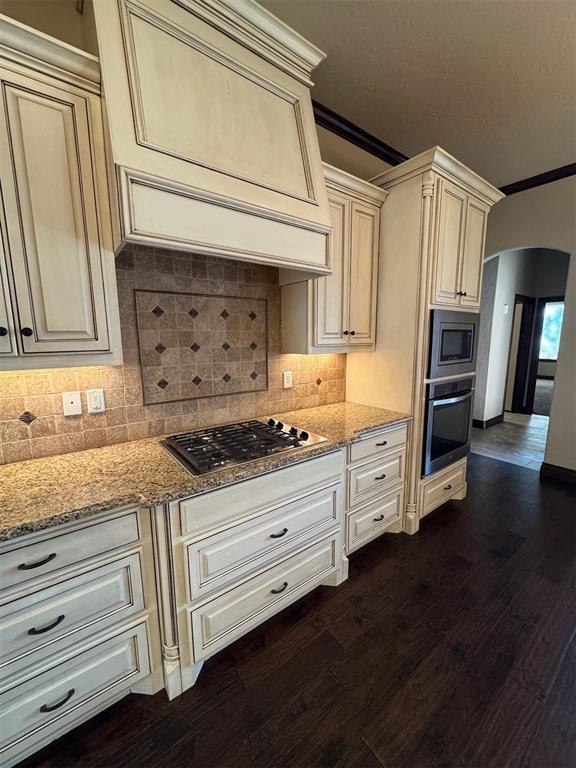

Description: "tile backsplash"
0 246 346 465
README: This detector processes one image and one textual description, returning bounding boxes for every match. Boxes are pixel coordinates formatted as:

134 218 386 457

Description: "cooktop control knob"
276 421 284 430
289 426 298 436
268 418 275 427
299 430 309 441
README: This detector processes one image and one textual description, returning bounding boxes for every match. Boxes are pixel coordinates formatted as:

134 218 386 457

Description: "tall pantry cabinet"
347 147 504 533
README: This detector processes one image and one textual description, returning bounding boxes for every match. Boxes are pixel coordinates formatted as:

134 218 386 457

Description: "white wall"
483 179 575 471
545 256 576 471
316 126 393 180
0 0 97 53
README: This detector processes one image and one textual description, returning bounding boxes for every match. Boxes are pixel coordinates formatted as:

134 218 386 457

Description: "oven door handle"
433 392 472 407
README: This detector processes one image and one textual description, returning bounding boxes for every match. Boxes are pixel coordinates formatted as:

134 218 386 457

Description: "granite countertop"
0 402 410 541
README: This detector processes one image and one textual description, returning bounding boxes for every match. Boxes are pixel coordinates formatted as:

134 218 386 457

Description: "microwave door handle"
433 392 472 407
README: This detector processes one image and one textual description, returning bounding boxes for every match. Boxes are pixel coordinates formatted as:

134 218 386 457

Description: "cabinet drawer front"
0 553 144 668
0 513 140 593
348 424 407 464
188 483 341 598
180 450 344 538
0 622 149 753
191 536 339 661
347 489 403 553
348 449 404 508
422 462 467 513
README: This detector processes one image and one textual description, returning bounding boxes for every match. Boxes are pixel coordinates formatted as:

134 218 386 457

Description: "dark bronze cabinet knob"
350 330 356 336
0 326 7 336
21 327 33 337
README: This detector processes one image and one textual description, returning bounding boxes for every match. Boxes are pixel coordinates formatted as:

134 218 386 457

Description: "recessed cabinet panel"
348 201 379 344
126 9 310 201
433 179 466 306
314 194 348 346
0 71 110 353
460 198 488 308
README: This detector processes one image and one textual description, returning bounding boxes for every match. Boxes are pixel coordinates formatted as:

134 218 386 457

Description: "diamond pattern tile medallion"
19 411 37 425
316 378 322 386
136 289 268 404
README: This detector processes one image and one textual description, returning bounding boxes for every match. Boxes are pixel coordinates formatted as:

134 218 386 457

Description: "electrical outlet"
283 370 293 389
62 391 82 416
87 388 106 414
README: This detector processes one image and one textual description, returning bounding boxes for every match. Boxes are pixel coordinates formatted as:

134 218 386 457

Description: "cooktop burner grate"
161 419 325 475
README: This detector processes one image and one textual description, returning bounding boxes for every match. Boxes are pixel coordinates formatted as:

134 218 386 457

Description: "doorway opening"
472 247 570 468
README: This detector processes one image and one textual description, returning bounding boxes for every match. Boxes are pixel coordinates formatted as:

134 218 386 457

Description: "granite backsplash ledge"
0 246 346 465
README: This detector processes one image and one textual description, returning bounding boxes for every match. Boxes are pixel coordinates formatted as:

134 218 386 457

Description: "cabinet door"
0 68 111 354
459 197 488 308
432 178 467 306
314 193 349 346
0 229 15 356
348 201 379 345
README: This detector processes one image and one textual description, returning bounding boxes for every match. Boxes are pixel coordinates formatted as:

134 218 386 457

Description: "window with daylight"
539 301 565 360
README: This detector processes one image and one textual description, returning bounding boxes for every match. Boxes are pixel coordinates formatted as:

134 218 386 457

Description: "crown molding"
313 100 408 167
0 13 100 91
323 162 388 205
170 0 326 86
370 146 505 206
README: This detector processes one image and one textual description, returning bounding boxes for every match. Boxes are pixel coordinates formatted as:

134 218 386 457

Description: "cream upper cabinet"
92 0 331 274
0 246 15 356
459 197 489 307
314 192 349 346
281 164 386 355
431 178 490 310
0 17 121 369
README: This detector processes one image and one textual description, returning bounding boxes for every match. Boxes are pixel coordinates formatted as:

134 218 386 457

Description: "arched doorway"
472 246 570 468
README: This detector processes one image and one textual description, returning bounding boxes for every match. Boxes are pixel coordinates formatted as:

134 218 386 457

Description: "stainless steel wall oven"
428 310 480 379
423 376 475 477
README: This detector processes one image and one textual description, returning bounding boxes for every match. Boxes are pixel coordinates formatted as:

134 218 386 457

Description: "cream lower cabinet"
431 177 490 310
91 0 331 273
344 423 408 554
0 17 121 369
281 164 387 354
0 508 162 768
153 450 348 697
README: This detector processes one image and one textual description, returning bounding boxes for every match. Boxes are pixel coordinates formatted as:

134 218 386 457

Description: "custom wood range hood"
92 0 332 274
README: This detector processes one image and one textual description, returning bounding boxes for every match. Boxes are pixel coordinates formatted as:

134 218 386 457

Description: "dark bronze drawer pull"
28 614 65 636
443 484 453 491
270 528 288 539
376 441 388 447
270 581 288 595
0 326 7 337
40 688 75 713
374 474 387 481
373 514 385 522
18 552 57 571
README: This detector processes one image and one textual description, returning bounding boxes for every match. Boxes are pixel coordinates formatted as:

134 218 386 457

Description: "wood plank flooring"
19 454 576 768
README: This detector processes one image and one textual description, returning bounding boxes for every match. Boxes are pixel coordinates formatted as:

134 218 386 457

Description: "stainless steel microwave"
428 310 480 379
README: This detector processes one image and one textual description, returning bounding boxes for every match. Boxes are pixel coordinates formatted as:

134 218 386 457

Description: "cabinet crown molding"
370 146 505 206
323 162 388 206
170 0 326 85
0 14 100 91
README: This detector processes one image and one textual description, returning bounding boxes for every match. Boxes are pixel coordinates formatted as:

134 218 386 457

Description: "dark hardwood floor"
20 454 576 768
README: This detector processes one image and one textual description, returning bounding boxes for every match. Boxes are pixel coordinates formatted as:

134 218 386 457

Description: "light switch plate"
62 391 82 416
87 388 106 413
283 371 293 389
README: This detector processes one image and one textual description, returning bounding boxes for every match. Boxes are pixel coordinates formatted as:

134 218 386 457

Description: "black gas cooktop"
161 419 326 475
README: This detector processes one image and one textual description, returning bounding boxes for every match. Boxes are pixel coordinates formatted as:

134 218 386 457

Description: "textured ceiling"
260 0 576 187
